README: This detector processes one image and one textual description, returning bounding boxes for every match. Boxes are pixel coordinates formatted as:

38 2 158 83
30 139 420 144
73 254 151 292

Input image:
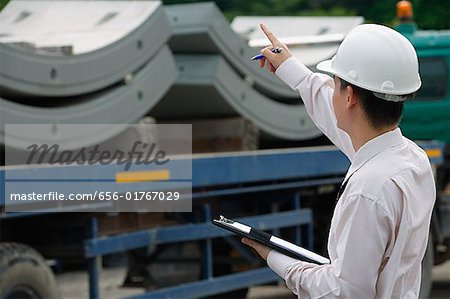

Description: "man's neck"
350 124 397 152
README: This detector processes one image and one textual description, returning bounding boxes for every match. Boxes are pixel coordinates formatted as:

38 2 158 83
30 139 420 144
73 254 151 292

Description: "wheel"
419 234 433 299
0 242 59 299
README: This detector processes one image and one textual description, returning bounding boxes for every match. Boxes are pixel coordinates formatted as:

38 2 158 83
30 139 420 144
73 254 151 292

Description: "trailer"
0 141 444 298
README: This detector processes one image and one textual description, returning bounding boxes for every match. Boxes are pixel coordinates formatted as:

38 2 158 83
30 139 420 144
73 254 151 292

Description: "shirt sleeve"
275 57 354 160
267 195 392 298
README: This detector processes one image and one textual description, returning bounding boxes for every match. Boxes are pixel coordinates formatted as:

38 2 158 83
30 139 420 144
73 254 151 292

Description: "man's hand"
258 23 292 73
241 237 271 260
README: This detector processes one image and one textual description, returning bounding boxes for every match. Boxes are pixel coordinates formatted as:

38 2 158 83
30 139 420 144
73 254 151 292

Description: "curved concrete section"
0 46 177 149
151 55 321 140
0 1 170 97
165 3 299 102
231 16 363 68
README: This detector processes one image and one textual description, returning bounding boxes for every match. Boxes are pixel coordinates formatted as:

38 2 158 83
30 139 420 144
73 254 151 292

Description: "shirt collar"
346 127 404 179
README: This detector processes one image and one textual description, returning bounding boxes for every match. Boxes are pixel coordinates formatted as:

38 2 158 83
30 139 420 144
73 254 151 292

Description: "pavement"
55 260 450 298
428 260 450 299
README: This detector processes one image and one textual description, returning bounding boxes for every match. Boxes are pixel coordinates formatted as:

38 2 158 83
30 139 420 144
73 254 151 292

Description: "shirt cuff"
275 56 312 90
267 250 303 279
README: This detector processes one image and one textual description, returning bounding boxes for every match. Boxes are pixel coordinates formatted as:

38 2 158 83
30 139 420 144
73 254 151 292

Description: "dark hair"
338 77 412 130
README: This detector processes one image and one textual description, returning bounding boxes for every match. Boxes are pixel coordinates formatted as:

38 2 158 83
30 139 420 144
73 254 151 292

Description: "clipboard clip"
219 215 234 224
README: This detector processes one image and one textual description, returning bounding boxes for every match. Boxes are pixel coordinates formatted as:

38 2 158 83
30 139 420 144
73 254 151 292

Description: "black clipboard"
212 215 330 265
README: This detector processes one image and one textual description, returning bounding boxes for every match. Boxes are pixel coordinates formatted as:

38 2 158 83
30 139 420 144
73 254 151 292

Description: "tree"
162 0 450 29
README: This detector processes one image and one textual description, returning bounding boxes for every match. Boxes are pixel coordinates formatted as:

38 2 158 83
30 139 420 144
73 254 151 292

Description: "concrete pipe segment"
151 55 318 141
165 2 300 102
1 1 355 150
164 3 322 140
1 46 177 149
0 1 177 149
0 0 171 97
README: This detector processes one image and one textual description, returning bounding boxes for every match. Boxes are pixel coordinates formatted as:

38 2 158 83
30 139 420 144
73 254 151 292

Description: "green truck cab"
398 22 450 144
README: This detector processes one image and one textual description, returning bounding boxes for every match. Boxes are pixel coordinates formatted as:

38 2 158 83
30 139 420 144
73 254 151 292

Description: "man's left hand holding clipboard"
241 237 271 260
212 215 330 265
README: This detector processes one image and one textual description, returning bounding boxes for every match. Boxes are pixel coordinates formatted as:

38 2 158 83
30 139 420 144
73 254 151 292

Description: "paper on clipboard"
212 215 330 265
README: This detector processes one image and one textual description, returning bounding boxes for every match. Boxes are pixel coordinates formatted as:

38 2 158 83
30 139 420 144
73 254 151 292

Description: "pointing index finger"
260 23 281 46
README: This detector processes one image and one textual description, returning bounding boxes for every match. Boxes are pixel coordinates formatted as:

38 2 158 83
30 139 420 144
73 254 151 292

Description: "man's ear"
346 85 358 109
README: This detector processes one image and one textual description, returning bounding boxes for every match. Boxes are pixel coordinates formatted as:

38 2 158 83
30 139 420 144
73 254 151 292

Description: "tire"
419 235 433 299
0 242 59 299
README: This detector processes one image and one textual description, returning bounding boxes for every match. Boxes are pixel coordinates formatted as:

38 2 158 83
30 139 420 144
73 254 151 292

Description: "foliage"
0 0 447 30
162 0 450 30
0 0 10 12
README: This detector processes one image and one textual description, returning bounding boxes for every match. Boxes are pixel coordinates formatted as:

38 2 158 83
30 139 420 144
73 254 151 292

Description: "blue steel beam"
0 178 335 220
124 267 278 299
201 204 213 279
418 140 446 165
191 147 349 187
191 141 445 188
191 177 343 198
2 147 347 186
1 146 347 208
2 142 442 195
1 142 443 210
84 209 312 257
86 217 100 299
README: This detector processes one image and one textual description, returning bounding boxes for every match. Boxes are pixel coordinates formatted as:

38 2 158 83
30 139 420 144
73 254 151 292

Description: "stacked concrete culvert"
0 1 177 149
1 46 176 149
231 15 364 69
1 1 362 153
0 0 171 97
151 55 318 140
165 2 299 102
158 2 322 141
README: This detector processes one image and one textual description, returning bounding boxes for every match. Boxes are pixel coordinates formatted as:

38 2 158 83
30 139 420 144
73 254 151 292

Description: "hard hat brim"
316 57 421 96
316 59 335 75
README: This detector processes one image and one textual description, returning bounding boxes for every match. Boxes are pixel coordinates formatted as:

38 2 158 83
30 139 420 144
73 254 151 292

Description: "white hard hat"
316 24 421 102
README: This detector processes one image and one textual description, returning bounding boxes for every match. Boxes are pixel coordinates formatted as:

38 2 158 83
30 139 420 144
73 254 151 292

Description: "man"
242 23 436 298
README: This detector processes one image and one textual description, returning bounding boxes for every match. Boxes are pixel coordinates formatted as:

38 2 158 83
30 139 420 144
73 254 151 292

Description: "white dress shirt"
267 57 436 298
